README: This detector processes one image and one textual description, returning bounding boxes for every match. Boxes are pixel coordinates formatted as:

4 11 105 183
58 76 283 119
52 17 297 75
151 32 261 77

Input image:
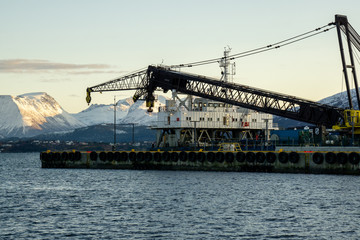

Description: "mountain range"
0 89 358 140
0 93 84 139
0 92 166 140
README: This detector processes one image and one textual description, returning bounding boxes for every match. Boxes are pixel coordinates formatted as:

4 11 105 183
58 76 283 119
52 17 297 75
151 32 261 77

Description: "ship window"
217 118 220 121
214 103 218 107
223 116 228 125
208 103 213 107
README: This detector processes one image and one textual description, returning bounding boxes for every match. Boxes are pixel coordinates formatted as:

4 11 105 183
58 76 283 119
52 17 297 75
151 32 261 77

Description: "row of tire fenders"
40 151 360 165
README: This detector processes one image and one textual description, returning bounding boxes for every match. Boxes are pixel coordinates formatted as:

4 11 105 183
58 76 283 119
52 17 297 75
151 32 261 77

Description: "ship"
153 47 277 151
41 15 360 175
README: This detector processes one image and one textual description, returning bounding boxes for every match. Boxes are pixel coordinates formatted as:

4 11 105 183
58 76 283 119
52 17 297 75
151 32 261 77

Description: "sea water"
1 152 359 239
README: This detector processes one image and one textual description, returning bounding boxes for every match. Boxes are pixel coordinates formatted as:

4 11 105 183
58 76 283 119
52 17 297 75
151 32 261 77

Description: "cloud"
40 78 72 83
70 70 126 75
0 59 113 73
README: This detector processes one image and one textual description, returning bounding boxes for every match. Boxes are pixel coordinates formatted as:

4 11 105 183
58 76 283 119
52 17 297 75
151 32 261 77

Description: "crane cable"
170 22 335 69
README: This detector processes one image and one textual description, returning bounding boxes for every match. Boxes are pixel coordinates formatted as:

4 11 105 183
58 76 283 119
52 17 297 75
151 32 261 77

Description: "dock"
40 150 360 175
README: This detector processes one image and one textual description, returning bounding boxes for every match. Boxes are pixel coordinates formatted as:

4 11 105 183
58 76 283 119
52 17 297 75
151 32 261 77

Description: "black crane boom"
86 14 360 128
147 66 344 127
87 65 344 127
86 69 148 103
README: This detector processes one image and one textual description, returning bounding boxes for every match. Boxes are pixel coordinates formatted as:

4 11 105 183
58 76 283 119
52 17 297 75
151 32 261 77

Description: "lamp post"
113 96 117 151
351 113 355 146
190 120 200 149
262 118 269 150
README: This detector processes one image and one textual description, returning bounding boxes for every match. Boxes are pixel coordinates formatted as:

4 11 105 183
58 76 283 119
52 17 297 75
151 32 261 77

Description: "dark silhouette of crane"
86 15 360 130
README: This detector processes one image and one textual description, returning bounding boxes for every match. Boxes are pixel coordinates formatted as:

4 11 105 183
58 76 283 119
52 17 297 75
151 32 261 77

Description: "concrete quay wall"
40 150 360 175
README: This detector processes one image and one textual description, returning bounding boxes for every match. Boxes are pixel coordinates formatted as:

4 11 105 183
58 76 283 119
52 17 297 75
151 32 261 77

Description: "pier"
40 150 360 175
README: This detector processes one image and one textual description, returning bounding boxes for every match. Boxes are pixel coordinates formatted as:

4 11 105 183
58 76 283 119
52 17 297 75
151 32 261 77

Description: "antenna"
219 46 236 82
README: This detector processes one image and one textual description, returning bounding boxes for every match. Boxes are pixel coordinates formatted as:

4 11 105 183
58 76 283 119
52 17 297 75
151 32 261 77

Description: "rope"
170 23 335 69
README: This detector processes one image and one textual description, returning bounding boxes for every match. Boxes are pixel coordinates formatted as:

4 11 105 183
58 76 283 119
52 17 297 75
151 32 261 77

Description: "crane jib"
85 14 360 129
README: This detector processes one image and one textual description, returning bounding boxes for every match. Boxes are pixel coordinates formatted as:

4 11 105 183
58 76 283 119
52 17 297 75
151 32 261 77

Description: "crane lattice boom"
86 14 360 128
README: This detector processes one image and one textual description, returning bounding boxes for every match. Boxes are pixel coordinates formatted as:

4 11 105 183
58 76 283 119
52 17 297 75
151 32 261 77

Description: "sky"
1 0 360 113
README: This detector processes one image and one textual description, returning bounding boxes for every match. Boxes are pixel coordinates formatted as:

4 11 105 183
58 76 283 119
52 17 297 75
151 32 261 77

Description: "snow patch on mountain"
274 88 360 128
318 89 358 109
0 92 85 138
0 95 24 137
74 95 168 126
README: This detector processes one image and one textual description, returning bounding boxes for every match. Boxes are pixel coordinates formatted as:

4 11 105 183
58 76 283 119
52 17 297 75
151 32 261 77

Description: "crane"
86 15 360 133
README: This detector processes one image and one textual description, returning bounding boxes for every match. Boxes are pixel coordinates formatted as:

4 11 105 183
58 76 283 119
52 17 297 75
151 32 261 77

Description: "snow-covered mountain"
318 88 359 109
73 95 168 126
273 88 360 128
1 88 357 139
0 92 85 139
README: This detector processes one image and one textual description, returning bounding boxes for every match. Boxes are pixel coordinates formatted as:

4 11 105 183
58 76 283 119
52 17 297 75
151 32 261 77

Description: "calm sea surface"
1 153 360 239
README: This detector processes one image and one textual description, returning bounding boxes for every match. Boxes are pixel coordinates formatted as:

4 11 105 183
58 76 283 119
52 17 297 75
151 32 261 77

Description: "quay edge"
40 150 360 175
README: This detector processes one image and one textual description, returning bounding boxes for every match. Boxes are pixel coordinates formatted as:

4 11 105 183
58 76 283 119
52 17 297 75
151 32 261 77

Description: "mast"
219 46 236 82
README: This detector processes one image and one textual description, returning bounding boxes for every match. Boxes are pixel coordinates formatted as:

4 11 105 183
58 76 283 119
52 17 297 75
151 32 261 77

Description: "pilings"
40 150 360 175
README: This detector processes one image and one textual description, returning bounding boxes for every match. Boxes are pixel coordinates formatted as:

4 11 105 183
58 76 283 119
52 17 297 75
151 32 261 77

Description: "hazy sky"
1 0 360 113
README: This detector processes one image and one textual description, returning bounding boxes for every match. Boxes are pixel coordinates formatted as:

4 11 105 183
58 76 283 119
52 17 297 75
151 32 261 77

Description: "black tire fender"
154 152 161 162
120 152 128 161
236 152 246 162
256 152 266 163
144 152 152 162
207 152 215 162
216 152 225 163
349 152 360 165
90 151 97 161
179 151 187 162
137 152 145 162
129 152 136 162
114 152 121 161
279 152 288 164
313 152 324 164
106 152 114 161
266 152 276 164
171 152 179 162
197 152 205 162
325 152 336 164
68 152 75 161
162 151 170 162
289 152 299 164
188 152 196 162
225 152 234 163
99 152 107 161
337 152 347 164
246 152 255 163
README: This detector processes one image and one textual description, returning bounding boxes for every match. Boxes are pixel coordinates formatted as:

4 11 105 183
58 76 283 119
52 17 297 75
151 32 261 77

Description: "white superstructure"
152 47 278 148
153 94 278 148
156 98 275 130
